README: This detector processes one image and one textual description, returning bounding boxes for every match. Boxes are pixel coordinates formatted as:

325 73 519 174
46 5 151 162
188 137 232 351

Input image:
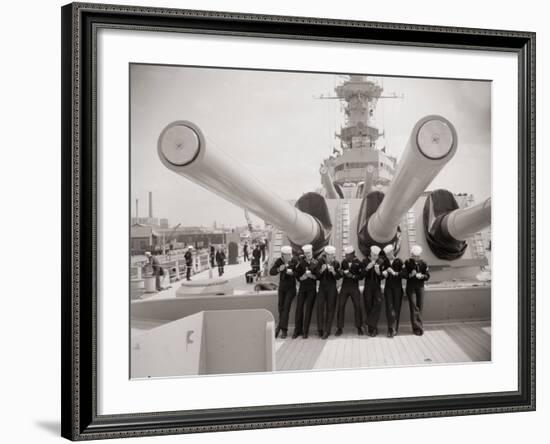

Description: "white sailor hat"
144 251 151 257
302 244 313 253
370 245 381 255
411 245 423 256
344 245 355 254
383 244 394 254
281 245 292 254
324 245 336 255
187 246 194 250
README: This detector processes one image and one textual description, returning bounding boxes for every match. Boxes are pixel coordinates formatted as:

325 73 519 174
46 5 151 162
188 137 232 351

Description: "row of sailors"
269 243 430 340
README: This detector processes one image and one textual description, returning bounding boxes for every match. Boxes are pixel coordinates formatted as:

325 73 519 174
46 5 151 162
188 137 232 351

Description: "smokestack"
148 191 153 218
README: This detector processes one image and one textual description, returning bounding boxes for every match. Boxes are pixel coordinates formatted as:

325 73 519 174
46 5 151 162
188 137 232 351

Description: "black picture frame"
61 2 536 440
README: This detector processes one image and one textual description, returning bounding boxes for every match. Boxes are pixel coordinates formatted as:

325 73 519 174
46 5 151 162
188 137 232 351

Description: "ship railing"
130 250 212 284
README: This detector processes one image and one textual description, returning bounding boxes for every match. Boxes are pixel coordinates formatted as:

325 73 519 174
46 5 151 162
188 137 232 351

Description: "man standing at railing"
243 241 249 262
259 240 267 262
184 246 194 281
144 251 163 291
216 245 226 277
252 243 262 268
210 245 215 268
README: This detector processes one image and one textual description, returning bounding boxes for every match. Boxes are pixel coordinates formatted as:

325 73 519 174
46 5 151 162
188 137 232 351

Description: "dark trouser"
317 282 337 334
364 282 383 329
295 284 316 335
337 283 362 329
243 251 249 261
384 283 403 331
154 273 162 291
406 285 424 332
217 264 224 276
277 285 296 331
186 264 192 280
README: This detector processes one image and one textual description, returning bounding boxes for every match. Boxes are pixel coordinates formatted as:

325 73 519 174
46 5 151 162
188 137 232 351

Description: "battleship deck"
131 262 491 373
273 322 490 372
132 319 491 372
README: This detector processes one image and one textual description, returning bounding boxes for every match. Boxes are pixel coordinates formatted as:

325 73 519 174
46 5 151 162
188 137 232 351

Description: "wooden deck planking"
415 329 448 364
274 339 291 370
400 334 423 364
459 322 491 355
378 337 397 367
313 336 335 369
384 335 402 365
442 324 487 362
333 335 347 369
342 333 353 369
392 335 415 366
351 336 361 368
275 321 490 371
287 337 308 370
421 328 454 364
291 339 310 370
373 336 389 367
425 326 472 363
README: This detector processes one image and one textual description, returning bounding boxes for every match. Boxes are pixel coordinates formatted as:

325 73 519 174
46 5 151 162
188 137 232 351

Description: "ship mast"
319 75 402 197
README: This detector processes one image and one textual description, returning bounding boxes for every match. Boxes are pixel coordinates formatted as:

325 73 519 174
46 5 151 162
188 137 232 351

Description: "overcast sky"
130 64 491 227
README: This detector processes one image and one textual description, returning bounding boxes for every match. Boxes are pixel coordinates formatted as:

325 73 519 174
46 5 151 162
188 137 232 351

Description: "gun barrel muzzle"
367 115 458 243
158 121 321 246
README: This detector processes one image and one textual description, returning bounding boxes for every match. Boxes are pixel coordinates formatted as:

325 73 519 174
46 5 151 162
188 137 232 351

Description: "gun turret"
157 121 329 249
423 189 491 260
358 115 458 252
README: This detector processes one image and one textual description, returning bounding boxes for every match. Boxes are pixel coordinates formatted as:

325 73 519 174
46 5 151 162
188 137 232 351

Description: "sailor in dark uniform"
363 245 385 337
314 245 341 339
184 246 193 281
381 244 405 337
252 244 262 265
269 245 298 339
215 246 226 277
243 241 249 262
260 241 267 262
294 244 318 339
404 245 430 335
210 245 216 268
336 245 365 336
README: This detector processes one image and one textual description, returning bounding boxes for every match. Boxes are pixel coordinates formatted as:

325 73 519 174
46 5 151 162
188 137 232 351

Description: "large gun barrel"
157 121 322 246
319 165 339 199
442 197 491 241
367 115 458 243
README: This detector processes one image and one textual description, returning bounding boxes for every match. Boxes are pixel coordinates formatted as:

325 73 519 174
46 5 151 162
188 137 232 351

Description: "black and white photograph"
129 64 492 378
